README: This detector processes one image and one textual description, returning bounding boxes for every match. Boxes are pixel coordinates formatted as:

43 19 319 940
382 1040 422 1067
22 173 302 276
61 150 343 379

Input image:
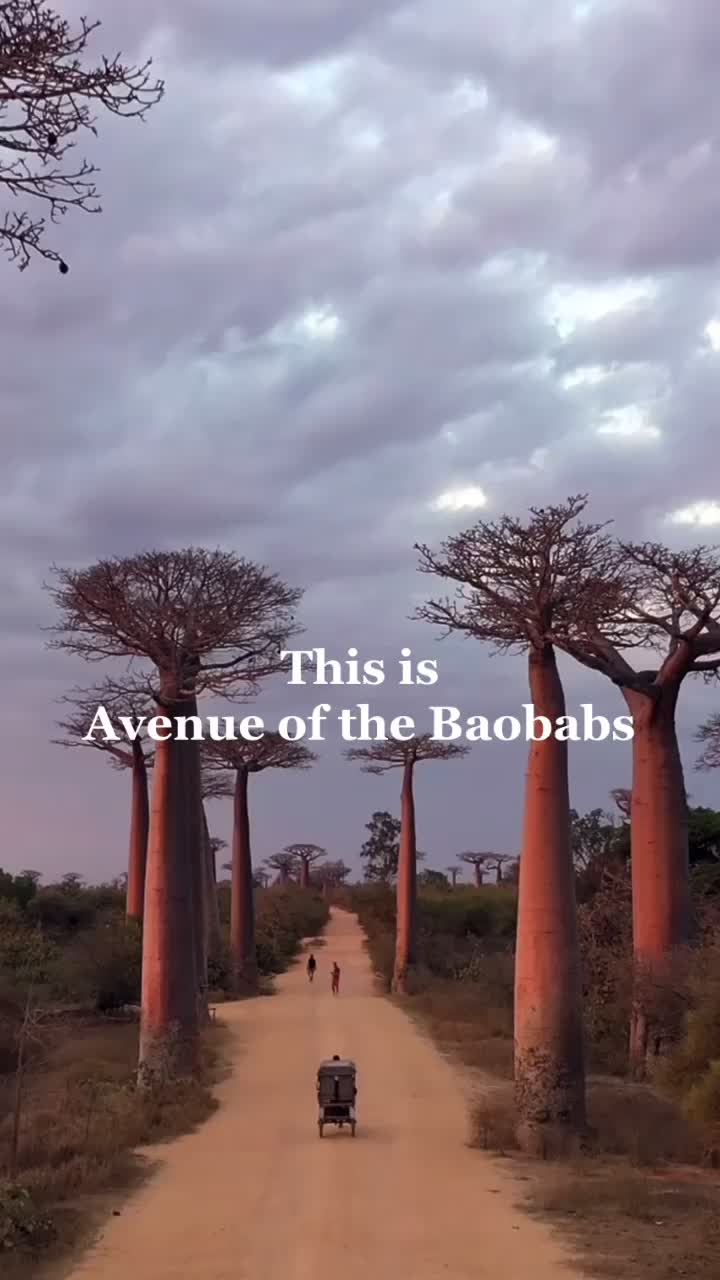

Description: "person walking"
331 962 340 995
307 953 317 983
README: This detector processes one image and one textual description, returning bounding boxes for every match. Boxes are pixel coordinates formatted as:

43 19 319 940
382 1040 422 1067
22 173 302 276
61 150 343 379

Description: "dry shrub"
528 1165 720 1280
253 887 330 979
0 1017 223 1262
584 1081 702 1165
411 969 515 1078
533 1165 657 1219
577 871 633 1073
654 944 720 1136
471 1087 519 1153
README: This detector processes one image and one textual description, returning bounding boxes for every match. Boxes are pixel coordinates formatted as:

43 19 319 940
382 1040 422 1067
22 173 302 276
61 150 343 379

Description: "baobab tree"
0 1 163 272
47 547 302 1082
696 713 720 769
415 496 630 1152
266 852 298 885
486 854 514 885
459 852 489 887
314 859 351 898
53 677 154 920
204 736 315 994
447 864 462 888
315 859 351 887
346 734 468 995
551 540 720 1071
285 843 326 889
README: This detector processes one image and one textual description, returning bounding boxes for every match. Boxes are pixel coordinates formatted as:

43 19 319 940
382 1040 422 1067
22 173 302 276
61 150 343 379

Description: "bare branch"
555 541 720 694
284 843 326 866
417 502 720 699
345 732 469 773
459 851 491 867
695 713 720 771
0 0 164 271
202 732 316 776
265 851 299 882
45 548 304 700
415 495 640 659
314 859 351 887
53 674 155 769
201 768 233 802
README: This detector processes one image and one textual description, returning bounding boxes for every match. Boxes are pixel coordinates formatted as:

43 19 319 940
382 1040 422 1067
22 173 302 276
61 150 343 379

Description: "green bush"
351 883 517 988
254 886 329 977
0 870 39 912
655 946 720 1126
418 887 517 943
0 1185 54 1252
53 913 142 1011
0 901 58 989
27 889 96 934
685 1061 720 1128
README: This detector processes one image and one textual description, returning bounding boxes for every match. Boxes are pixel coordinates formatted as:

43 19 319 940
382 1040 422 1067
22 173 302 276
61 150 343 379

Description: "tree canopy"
46 548 303 701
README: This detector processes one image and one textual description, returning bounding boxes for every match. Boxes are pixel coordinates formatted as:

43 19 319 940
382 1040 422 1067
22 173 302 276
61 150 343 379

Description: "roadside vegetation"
0 874 328 1268
351 797 720 1280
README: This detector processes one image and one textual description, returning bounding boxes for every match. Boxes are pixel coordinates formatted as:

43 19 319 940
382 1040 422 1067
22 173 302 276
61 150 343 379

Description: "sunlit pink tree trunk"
230 765 258 994
514 646 586 1154
126 741 149 921
624 682 690 1071
392 760 417 994
139 689 201 1081
202 802 222 960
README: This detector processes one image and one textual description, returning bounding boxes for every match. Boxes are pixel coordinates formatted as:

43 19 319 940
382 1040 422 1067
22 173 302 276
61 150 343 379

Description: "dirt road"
67 909 581 1279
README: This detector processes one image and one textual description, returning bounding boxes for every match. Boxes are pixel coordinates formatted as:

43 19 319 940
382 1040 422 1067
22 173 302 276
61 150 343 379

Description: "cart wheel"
351 1122 356 1137
318 1122 324 1137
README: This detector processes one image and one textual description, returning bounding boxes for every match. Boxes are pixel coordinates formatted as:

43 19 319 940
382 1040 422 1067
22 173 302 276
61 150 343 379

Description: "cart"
317 1057 357 1137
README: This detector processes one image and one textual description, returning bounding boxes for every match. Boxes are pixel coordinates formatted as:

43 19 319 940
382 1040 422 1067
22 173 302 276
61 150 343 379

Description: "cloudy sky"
2 0 720 882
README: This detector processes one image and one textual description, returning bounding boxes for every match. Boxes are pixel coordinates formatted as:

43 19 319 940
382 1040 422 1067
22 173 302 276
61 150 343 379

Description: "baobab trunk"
126 741 149 921
475 866 484 888
230 765 258 995
514 645 585 1155
624 683 690 1074
202 803 222 960
183 697 208 1025
392 759 417 994
299 857 310 889
139 690 201 1083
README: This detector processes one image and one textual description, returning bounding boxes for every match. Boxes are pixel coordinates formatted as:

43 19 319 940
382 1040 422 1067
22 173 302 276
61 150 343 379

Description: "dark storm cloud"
2 0 720 877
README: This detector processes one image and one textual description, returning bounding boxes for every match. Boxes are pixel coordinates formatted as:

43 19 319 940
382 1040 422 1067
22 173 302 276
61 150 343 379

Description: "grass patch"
526 1164 720 1280
0 1017 225 1272
403 963 712 1280
582 1081 703 1166
408 977 515 1079
467 1079 713 1280
471 1087 519 1154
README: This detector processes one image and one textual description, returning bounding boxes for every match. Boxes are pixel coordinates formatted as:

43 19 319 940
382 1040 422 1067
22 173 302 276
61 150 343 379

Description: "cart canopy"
317 1058 356 1076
